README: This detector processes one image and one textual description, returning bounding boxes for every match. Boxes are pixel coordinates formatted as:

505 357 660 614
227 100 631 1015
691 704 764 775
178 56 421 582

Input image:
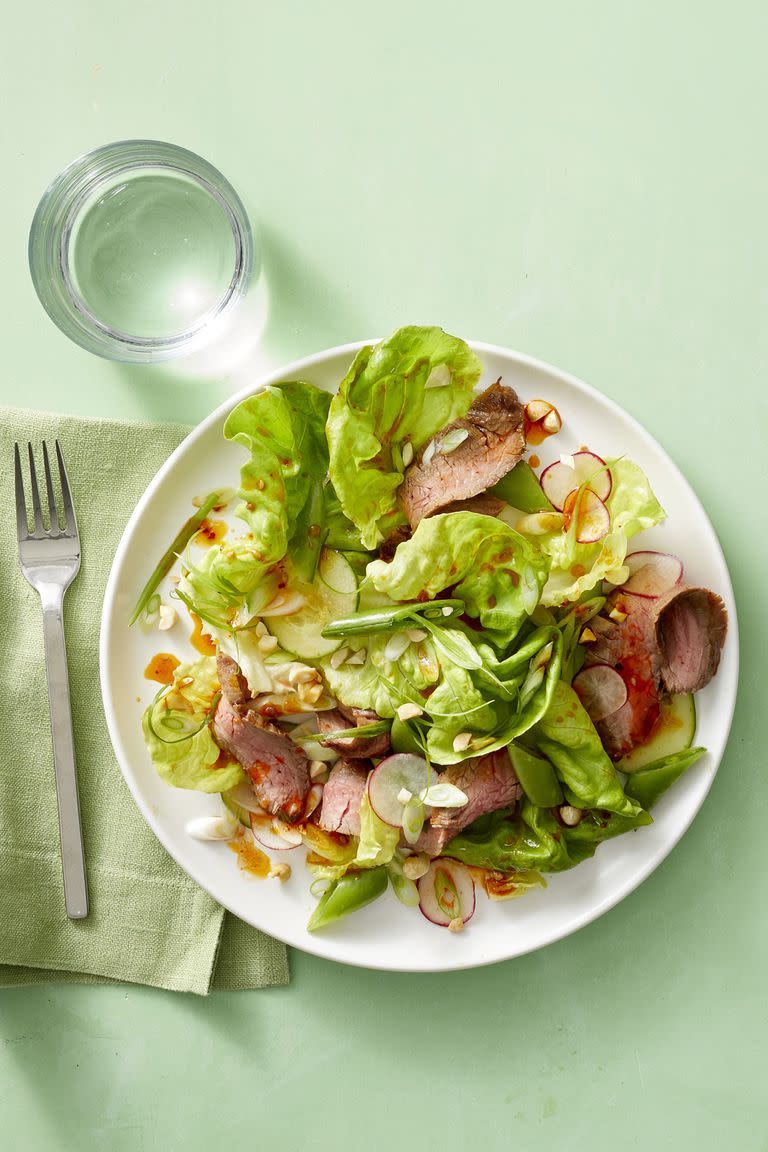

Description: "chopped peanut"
541 408 562 434
403 854 430 880
406 628 428 643
397 702 424 721
269 863 292 882
452 732 473 752
560 806 583 827
158 604 177 631
309 760 329 782
447 916 465 933
329 646 350 669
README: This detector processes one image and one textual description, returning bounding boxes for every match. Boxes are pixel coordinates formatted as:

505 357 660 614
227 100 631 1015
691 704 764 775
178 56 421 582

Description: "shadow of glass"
104 222 370 427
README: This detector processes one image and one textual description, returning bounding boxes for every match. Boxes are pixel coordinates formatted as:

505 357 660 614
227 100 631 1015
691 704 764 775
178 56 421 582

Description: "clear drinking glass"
29 140 255 364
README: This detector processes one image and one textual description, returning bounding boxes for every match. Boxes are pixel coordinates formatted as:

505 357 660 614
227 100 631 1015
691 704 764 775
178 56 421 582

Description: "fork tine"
55 440 78 536
41 442 60 533
27 443 45 535
14 443 29 541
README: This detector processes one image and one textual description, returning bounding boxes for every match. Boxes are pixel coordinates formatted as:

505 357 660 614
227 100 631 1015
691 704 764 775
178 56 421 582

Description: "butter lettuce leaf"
177 538 280 630
142 657 246 793
327 326 481 548
530 681 647 819
531 459 665 607
425 628 564 764
445 799 651 874
224 380 360 585
354 794 400 867
366 511 549 646
319 632 440 718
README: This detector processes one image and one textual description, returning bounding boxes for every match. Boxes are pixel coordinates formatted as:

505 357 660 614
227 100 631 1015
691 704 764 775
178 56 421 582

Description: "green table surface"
2 3 765 1149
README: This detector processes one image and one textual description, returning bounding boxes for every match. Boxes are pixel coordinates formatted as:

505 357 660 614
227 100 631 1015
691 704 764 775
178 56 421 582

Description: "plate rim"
99 337 740 971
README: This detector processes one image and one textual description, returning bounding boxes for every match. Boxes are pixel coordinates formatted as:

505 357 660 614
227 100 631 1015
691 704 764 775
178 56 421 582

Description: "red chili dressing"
144 653 180 685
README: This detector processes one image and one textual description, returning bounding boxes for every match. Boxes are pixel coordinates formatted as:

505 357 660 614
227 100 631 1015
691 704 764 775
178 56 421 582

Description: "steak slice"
316 707 391 759
586 598 662 760
217 651 251 708
412 749 523 857
652 586 728 694
439 493 506 518
212 694 310 822
379 525 412 562
585 585 728 759
400 381 525 527
317 760 369 837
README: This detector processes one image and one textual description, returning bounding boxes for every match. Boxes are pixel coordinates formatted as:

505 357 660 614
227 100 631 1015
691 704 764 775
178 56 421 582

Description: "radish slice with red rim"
367 754 437 827
563 487 611 544
540 451 612 511
418 859 475 927
621 551 683 599
250 813 300 851
572 663 628 722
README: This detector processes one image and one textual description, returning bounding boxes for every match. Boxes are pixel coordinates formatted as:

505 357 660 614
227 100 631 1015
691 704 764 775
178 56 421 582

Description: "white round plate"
100 340 738 971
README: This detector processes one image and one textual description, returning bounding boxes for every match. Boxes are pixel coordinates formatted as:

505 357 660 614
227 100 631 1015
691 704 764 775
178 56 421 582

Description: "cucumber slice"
268 549 358 660
221 792 251 828
618 693 695 774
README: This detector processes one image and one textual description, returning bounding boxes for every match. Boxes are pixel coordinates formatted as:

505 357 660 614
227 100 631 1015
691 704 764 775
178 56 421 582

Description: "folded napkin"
0 408 288 994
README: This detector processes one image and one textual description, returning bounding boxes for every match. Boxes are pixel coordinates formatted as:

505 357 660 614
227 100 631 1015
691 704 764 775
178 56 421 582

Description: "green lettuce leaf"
142 657 246 793
177 539 280 630
445 800 651 874
530 458 665 606
530 681 646 819
326 326 481 548
224 380 359 583
624 746 706 809
319 632 440 718
354 794 400 867
425 628 563 764
366 512 549 646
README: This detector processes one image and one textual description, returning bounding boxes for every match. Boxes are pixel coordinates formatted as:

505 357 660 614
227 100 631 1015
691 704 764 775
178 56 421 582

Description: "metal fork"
14 441 88 919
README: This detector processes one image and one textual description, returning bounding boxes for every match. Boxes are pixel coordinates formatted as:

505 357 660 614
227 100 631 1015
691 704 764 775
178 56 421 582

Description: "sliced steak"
439 493 506 518
316 707 391 759
212 694 310 822
585 598 662 759
412 750 523 856
379 525 411 562
217 650 251 708
317 760 369 837
400 381 525 527
585 585 728 759
653 586 728 694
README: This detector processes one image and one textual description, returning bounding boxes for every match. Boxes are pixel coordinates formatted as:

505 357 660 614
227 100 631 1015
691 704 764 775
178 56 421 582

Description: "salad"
136 326 728 934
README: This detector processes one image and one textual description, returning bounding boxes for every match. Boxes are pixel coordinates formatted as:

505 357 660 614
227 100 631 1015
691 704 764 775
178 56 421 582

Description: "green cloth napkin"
0 408 289 995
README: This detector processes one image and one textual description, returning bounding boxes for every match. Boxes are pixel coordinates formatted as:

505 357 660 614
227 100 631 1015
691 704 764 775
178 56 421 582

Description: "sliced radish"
572 664 628 722
367 754 437 827
540 451 612 511
621 551 683 599
563 487 611 544
249 813 300 851
418 859 475 927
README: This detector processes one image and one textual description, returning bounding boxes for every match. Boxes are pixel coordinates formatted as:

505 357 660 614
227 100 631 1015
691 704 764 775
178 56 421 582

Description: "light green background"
1 3 765 1149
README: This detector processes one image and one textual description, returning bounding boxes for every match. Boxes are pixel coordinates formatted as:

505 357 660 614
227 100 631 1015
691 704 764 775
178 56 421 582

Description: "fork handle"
40 585 89 919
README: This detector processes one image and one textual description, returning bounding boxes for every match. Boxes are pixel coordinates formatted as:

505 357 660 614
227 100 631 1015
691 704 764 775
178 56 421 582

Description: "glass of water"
29 140 255 363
